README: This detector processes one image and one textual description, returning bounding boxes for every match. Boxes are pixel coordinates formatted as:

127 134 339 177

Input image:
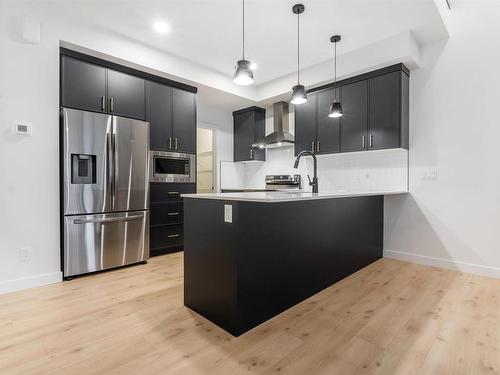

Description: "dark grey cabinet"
61 56 107 113
172 88 196 154
340 80 368 152
294 88 341 156
294 95 317 155
107 69 145 120
317 88 341 154
146 81 173 151
150 182 196 256
294 64 409 156
146 82 196 153
61 55 145 120
368 71 408 150
233 107 266 162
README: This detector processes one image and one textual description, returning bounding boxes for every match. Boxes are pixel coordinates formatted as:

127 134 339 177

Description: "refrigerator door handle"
73 214 144 225
112 130 117 209
104 130 113 211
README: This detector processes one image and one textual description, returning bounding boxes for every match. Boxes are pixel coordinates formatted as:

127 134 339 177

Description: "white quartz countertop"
182 190 408 203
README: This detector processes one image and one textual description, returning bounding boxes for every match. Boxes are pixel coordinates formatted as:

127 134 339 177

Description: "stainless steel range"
61 108 150 278
265 174 301 191
221 174 301 193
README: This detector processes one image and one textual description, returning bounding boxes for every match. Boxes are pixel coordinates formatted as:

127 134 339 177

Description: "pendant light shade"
291 84 307 105
328 101 343 118
329 35 343 118
234 59 254 85
290 4 307 105
234 0 254 86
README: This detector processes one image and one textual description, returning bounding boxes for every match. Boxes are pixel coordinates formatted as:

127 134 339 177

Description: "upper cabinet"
146 80 173 151
295 64 409 156
294 95 317 155
316 88 341 154
340 80 368 152
172 88 196 154
233 107 266 162
294 90 341 155
61 56 107 113
107 69 145 120
61 50 198 155
368 71 409 150
61 55 145 120
145 82 196 154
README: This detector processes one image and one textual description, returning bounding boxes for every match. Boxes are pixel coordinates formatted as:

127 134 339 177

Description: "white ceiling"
54 0 448 86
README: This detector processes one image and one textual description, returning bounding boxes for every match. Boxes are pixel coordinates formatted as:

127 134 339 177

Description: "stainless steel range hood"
252 101 294 149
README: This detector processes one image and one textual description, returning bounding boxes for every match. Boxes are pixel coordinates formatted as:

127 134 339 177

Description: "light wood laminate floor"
1 253 499 375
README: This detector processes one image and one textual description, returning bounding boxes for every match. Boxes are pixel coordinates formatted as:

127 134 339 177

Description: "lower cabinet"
150 182 196 256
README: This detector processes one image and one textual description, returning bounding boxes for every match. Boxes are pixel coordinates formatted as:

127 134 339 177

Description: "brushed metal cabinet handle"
316 141 320 153
167 191 180 195
369 134 373 148
168 234 180 238
101 96 106 111
109 97 114 112
250 149 254 159
311 141 315 153
362 135 366 149
168 137 172 149
175 137 178 150
167 212 180 216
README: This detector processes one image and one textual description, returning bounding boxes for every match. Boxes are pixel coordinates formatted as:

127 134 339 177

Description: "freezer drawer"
63 210 149 277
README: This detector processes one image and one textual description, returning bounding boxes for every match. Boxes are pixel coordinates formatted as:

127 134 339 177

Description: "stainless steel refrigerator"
61 108 150 278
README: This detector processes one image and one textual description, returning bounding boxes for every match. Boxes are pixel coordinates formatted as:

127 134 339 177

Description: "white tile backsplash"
220 148 408 193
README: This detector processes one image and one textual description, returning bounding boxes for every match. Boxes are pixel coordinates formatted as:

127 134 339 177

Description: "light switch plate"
224 204 232 223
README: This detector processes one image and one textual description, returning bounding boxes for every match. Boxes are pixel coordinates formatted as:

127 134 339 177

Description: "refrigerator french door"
61 108 150 277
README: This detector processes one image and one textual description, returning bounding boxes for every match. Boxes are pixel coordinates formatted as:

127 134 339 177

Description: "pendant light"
328 35 343 118
290 4 307 105
233 0 254 86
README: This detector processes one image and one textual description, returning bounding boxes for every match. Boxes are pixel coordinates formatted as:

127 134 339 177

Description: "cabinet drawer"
150 183 196 203
151 202 184 226
151 224 183 250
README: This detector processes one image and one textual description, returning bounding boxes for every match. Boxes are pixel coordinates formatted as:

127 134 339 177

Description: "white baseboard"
384 249 500 279
0 272 63 295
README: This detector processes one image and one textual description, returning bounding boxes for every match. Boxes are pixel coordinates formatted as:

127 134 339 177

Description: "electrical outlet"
20 247 31 263
422 169 438 181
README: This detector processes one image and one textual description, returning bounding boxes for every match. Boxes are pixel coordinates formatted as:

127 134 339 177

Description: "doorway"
196 127 215 193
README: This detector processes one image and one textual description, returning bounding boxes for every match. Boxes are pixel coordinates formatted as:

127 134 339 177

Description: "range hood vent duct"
252 101 294 149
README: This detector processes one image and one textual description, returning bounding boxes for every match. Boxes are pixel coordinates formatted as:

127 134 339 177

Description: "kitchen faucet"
293 150 318 193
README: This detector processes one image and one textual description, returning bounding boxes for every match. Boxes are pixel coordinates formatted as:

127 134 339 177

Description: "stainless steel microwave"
150 151 196 183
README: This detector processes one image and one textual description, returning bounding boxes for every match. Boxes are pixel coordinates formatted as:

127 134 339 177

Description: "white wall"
0 2 236 293
241 148 408 194
384 1 500 278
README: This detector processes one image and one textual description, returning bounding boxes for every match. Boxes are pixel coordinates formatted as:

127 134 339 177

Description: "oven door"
150 151 196 183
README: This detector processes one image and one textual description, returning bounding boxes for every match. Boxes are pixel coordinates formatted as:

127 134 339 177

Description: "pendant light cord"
297 12 300 84
334 41 337 100
242 0 245 59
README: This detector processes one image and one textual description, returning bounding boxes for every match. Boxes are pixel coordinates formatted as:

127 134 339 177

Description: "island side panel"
235 196 383 334
183 198 239 335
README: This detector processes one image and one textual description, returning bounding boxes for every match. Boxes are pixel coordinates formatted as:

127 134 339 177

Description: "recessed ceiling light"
153 20 170 34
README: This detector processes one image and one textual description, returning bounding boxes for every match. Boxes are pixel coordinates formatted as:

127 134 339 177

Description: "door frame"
196 123 217 193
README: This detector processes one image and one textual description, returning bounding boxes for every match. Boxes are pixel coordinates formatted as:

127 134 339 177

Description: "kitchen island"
182 191 406 336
